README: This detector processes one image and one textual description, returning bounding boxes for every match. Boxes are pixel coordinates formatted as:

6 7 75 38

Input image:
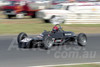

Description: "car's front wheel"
17 32 28 48
77 33 87 46
43 36 54 49
7 15 13 19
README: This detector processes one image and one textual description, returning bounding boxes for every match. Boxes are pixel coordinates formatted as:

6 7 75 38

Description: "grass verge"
0 22 100 35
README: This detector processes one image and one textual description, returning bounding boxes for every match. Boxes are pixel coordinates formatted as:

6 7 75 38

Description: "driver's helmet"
52 26 58 32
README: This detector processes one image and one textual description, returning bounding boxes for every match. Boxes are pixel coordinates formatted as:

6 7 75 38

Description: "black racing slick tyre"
43 36 54 49
44 16 55 23
77 33 87 46
17 32 28 48
30 12 36 18
44 19 50 23
7 15 12 19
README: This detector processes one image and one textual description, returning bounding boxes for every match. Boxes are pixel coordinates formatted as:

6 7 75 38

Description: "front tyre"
17 32 28 48
77 33 87 46
43 36 54 49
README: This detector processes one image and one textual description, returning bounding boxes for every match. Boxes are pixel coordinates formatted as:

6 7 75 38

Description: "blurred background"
0 0 100 34
0 1 100 67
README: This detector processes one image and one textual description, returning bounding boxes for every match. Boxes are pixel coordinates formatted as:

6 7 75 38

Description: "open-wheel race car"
17 24 87 49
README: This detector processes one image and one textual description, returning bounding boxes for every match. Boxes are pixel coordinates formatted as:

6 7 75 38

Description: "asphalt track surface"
0 34 100 67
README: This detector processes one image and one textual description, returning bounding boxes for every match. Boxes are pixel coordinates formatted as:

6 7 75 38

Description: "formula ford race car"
17 24 87 49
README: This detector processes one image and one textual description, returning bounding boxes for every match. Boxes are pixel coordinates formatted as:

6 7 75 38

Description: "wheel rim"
44 36 54 48
46 39 53 48
18 34 27 43
80 35 87 45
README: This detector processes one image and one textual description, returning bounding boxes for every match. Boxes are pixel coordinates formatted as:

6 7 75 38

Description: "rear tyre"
31 12 36 18
31 15 35 18
44 16 55 23
77 33 87 46
17 32 28 48
7 15 12 19
44 19 50 23
43 36 54 50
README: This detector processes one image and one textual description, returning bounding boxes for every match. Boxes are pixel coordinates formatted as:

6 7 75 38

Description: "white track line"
28 62 100 67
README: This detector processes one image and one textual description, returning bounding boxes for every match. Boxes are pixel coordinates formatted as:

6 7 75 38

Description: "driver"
52 26 59 33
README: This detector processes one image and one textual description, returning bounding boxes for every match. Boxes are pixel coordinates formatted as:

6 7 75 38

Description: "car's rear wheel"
44 16 55 23
30 12 37 18
44 19 50 23
17 32 28 48
43 36 54 49
7 15 13 19
77 33 87 46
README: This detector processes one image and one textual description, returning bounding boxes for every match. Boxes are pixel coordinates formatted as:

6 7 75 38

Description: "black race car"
17 24 87 49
